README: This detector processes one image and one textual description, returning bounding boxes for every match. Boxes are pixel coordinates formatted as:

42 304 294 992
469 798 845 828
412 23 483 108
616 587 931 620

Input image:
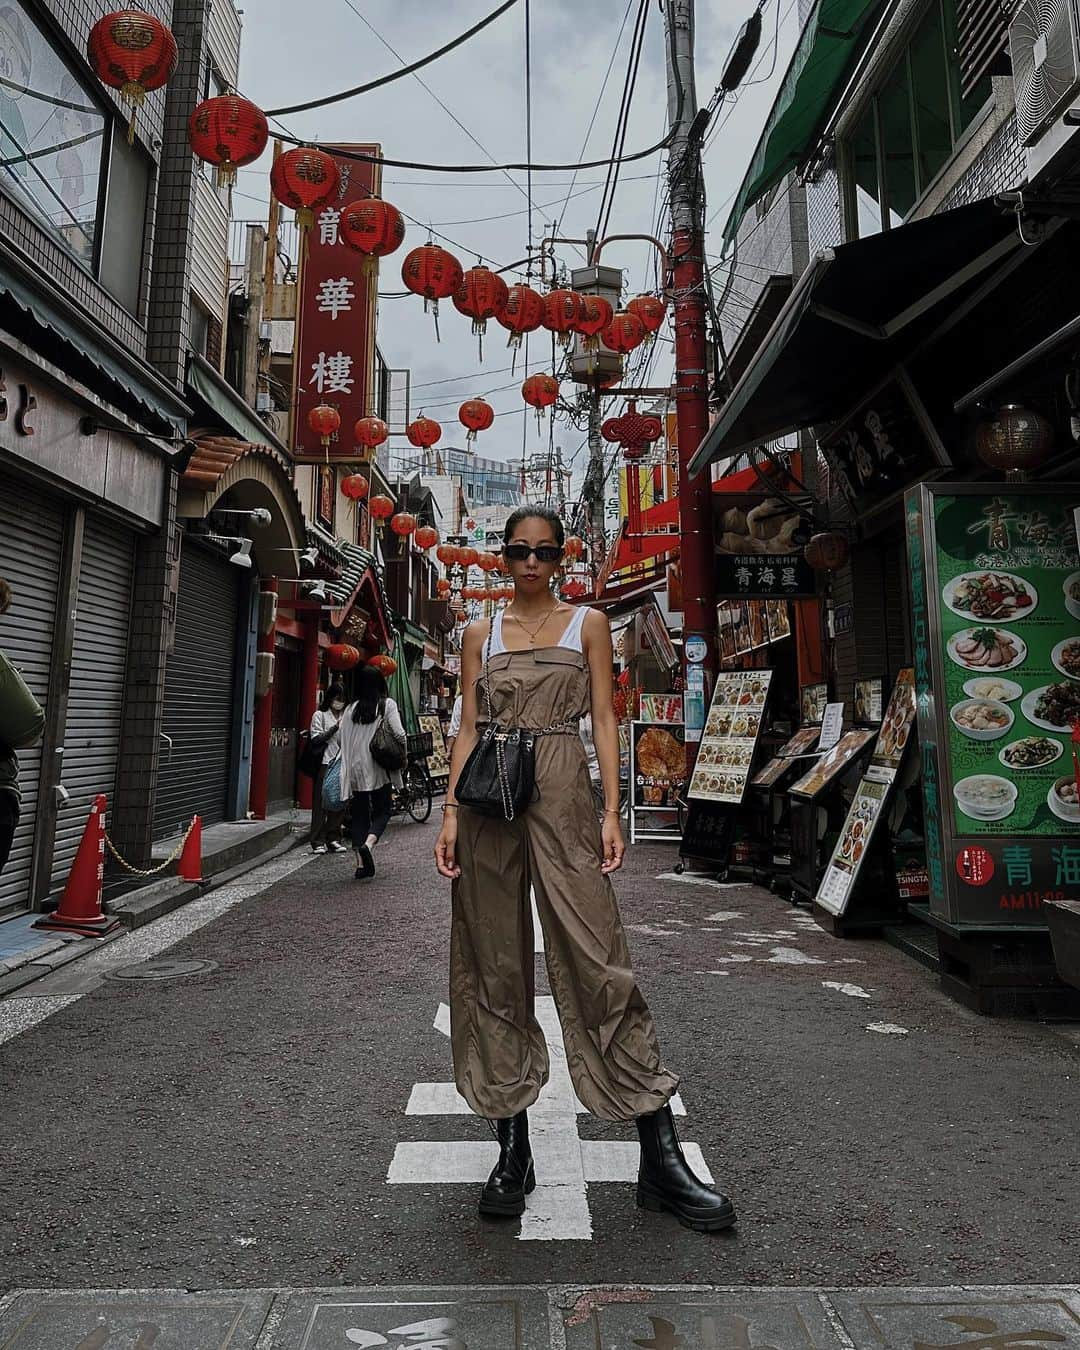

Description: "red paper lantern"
307 402 341 449
522 373 559 413
415 525 439 551
188 95 268 187
390 512 417 537
453 266 509 357
368 494 395 523
458 398 494 446
601 311 646 356
476 551 499 572
496 283 545 353
458 546 479 568
88 10 177 143
574 295 614 351
804 532 849 571
436 544 460 567
270 147 340 230
326 643 362 671
340 198 406 275
369 653 397 678
542 289 585 348
406 416 442 450
627 294 667 337
340 473 369 501
401 244 463 334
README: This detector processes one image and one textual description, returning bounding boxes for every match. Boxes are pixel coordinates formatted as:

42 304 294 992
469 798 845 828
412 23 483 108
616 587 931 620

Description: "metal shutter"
153 543 239 838
0 475 63 916
48 515 134 904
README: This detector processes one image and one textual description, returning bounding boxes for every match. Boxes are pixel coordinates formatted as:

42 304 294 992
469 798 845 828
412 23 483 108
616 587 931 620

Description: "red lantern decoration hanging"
458 398 495 447
270 147 340 230
325 643 362 671
436 544 460 568
457 546 479 568
804 532 849 572
574 295 614 352
407 416 442 450
453 266 509 359
188 94 268 187
601 310 646 356
340 198 406 276
368 494 395 528
476 551 499 572
352 415 388 466
627 294 667 338
496 284 545 363
542 289 585 348
522 373 559 427
436 578 451 597
369 653 397 678
401 243 464 338
390 512 417 538
414 525 439 551
88 10 177 144
340 473 369 501
307 402 341 451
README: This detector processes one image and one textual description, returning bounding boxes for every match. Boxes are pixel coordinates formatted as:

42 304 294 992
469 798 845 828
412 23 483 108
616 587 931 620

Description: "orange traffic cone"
33 794 121 937
178 815 202 882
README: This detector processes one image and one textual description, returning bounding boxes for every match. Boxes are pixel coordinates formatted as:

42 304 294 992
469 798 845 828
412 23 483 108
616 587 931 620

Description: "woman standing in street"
434 506 735 1232
339 665 406 881
308 684 347 855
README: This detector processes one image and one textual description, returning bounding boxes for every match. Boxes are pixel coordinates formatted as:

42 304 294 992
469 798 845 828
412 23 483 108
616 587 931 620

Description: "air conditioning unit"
1010 0 1080 181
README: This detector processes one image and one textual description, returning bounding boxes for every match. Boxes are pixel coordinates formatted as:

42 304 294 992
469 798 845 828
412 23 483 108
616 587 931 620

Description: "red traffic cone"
33 794 120 937
178 815 202 882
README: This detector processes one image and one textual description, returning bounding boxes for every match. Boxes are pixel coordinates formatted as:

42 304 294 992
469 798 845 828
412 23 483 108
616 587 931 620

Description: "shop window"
189 295 210 358
849 105 882 240
98 125 149 315
910 2 952 190
878 61 917 228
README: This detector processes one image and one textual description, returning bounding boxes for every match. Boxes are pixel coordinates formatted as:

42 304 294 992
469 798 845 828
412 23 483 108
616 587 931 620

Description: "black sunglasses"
503 543 563 563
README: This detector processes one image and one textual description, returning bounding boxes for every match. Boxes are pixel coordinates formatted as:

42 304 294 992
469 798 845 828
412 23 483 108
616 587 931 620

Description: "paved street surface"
2 815 1080 1346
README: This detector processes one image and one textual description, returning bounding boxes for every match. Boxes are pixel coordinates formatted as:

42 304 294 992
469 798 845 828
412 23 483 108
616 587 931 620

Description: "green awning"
399 618 428 650
387 634 420 736
721 0 885 253
186 353 290 456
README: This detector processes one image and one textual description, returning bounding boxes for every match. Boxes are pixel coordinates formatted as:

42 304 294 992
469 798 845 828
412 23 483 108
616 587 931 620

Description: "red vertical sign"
292 143 381 462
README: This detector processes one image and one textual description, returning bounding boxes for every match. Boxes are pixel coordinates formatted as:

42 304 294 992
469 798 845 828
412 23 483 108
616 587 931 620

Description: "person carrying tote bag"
338 664 406 882
306 683 347 853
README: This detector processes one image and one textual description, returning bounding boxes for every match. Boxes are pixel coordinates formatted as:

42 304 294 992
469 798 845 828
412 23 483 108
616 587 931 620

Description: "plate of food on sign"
942 571 1037 621
1050 636 1080 680
1022 681 1080 732
998 735 1063 770
947 626 1027 672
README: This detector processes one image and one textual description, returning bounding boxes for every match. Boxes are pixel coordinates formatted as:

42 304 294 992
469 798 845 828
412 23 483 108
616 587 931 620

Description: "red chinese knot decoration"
453 266 509 358
407 416 442 449
340 473 369 501
390 512 417 538
340 198 406 275
602 402 663 541
326 643 362 671
188 95 268 187
542 289 585 348
458 398 494 446
601 310 646 356
88 10 177 143
307 402 341 450
270 147 340 230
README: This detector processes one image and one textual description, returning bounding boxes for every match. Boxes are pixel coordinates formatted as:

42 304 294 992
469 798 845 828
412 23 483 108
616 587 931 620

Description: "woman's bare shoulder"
462 618 491 652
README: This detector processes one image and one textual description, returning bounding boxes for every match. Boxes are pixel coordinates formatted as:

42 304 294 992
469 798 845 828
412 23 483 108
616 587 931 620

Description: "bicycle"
392 733 434 824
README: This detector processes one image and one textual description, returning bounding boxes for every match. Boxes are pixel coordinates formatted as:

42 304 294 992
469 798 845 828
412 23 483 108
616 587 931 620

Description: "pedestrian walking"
445 692 463 759
0 579 45 879
307 684 348 854
338 665 406 882
434 506 735 1232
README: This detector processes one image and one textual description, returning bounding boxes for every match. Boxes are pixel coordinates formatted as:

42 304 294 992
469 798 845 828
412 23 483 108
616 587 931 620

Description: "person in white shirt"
338 665 407 880
445 693 463 758
308 683 347 853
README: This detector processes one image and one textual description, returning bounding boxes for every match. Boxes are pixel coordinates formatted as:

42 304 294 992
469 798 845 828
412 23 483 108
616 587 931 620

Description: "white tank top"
489 605 588 655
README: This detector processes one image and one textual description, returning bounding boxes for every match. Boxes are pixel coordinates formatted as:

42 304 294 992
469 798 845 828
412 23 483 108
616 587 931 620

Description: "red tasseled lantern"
453 266 509 359
401 243 463 337
415 525 439 551
88 10 177 143
522 373 559 427
340 198 406 277
542 289 585 348
407 416 442 449
368 494 395 526
390 512 417 538
352 415 388 466
496 283 545 364
326 643 362 671
307 402 341 450
436 544 460 567
369 653 397 678
458 398 494 447
340 473 369 501
476 551 499 572
601 311 646 356
270 147 340 230
188 95 268 187
627 294 667 338
458 546 479 568
574 295 614 352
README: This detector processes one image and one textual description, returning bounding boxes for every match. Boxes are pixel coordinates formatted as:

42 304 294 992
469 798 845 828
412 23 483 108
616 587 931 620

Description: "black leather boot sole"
478 1161 536 1218
636 1177 737 1232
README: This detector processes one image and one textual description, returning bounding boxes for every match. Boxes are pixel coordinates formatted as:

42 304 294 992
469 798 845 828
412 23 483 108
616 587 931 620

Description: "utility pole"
664 0 717 731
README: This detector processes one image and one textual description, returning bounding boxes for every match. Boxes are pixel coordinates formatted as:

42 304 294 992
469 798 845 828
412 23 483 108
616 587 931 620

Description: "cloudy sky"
234 0 801 502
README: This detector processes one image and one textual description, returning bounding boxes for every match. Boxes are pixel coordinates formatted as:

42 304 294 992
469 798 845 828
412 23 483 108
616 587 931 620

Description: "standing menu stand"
749 727 827 898
786 729 878 904
418 715 450 794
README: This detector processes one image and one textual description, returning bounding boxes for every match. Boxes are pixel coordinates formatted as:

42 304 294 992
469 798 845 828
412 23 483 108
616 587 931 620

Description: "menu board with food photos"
630 720 686 844
800 683 828 725
788 729 876 799
688 671 772 804
865 668 916 780
853 678 883 724
751 726 823 789
418 715 450 790
640 693 683 724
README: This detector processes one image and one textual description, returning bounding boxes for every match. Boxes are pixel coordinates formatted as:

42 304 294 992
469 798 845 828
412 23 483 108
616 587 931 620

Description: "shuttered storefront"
0 476 63 916
154 543 240 838
49 516 135 904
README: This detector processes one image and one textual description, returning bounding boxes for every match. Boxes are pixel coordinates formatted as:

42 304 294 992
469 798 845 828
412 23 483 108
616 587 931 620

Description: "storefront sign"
907 483 1080 926
715 550 816 599
688 671 772 805
853 677 883 724
316 464 335 531
800 683 828 725
292 145 381 463
834 602 854 635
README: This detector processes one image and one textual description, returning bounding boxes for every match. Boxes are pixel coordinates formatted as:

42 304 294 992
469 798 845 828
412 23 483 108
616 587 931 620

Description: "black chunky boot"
635 1104 736 1232
478 1110 535 1218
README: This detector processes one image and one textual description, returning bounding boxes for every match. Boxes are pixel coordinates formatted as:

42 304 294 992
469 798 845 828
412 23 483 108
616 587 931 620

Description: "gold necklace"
507 602 561 645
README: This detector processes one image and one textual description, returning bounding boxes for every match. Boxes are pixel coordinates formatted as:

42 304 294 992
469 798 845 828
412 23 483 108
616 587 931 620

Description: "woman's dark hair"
351 664 389 723
502 505 565 547
320 682 346 712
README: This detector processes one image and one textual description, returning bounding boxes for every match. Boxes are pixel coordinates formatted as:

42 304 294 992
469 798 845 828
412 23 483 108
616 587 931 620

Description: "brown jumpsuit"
450 640 679 1123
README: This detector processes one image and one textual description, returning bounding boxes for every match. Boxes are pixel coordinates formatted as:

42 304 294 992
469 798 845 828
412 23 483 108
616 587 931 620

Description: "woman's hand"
600 812 625 874
435 812 461 879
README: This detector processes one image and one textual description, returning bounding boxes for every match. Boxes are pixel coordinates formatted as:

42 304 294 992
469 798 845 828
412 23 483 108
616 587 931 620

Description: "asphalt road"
1 812 1078 1291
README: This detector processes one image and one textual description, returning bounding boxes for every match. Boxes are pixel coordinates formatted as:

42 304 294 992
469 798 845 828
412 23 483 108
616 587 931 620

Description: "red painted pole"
249 577 277 821
296 614 320 810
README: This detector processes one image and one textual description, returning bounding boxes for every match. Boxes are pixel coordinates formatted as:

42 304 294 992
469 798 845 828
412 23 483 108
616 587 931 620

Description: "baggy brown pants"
449 647 679 1122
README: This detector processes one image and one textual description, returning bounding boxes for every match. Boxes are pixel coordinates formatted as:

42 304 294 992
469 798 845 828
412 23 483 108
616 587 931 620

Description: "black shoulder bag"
454 626 536 820
371 698 408 773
